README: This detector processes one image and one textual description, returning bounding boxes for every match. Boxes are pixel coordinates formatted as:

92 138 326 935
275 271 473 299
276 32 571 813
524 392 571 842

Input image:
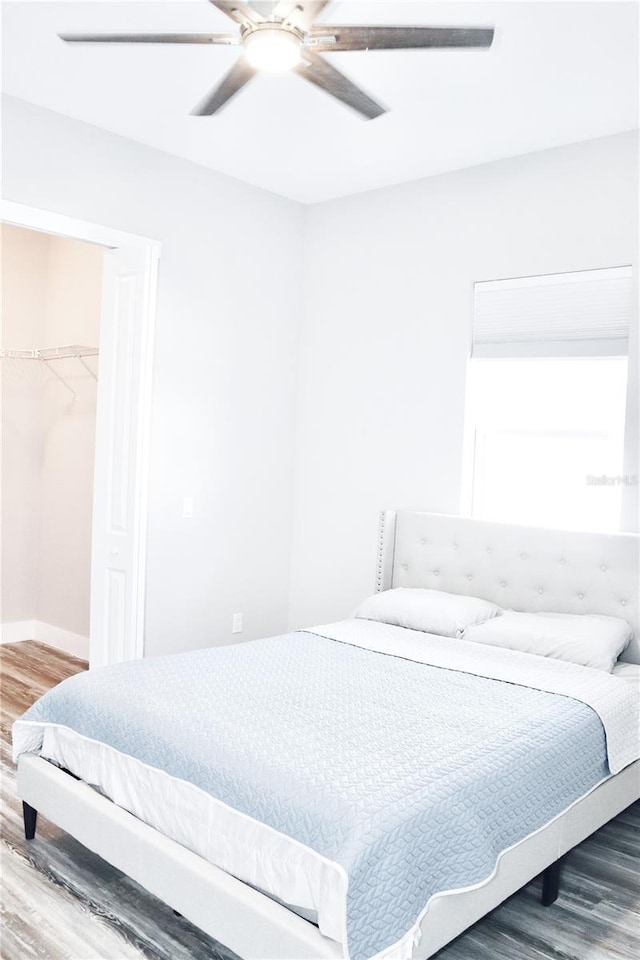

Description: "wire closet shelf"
0 345 99 399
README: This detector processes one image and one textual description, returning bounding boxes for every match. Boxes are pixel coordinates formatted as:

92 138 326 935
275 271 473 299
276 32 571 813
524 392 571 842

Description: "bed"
13 511 640 960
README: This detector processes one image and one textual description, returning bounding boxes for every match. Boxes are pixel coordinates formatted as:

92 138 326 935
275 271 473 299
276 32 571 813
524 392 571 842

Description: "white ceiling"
2 1 638 203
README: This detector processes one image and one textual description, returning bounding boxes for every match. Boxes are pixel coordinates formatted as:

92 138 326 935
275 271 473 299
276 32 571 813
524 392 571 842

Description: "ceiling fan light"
244 28 302 73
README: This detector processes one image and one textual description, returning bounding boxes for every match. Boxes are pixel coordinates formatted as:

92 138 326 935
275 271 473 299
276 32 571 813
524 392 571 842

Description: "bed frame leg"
22 801 38 840
541 858 563 906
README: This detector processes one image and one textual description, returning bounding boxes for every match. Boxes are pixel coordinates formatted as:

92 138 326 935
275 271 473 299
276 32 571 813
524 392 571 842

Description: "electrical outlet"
232 613 243 634
182 495 194 519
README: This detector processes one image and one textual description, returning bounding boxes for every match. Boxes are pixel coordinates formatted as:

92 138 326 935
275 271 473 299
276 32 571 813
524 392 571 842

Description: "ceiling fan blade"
208 1 264 26
294 51 385 120
191 57 256 115
307 25 494 52
274 2 331 30
58 32 239 45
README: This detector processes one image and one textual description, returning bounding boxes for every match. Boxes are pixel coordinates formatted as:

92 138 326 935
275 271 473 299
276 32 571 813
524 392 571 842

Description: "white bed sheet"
40 723 346 941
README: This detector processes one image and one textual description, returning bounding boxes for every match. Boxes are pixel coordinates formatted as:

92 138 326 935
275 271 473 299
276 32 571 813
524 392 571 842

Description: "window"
462 267 632 533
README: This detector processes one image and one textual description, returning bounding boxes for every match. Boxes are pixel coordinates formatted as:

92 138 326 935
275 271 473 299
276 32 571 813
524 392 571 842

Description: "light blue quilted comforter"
14 631 609 960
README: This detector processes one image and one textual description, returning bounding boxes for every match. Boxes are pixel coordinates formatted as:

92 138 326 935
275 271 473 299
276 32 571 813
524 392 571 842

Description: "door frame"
0 200 161 666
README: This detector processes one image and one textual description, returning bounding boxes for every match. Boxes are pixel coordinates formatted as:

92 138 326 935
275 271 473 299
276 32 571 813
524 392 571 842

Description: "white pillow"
461 611 632 672
354 588 502 639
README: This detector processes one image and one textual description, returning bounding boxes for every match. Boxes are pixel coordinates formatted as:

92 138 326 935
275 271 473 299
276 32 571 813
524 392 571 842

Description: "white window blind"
473 266 632 358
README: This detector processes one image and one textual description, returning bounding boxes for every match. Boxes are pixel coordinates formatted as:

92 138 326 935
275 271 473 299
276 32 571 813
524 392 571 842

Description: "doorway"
0 202 160 668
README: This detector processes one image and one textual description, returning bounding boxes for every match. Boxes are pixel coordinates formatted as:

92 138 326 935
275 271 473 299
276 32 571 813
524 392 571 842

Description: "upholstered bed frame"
17 512 640 960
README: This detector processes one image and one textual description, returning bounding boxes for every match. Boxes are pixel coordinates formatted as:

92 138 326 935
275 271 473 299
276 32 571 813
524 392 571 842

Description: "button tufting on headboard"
377 510 640 664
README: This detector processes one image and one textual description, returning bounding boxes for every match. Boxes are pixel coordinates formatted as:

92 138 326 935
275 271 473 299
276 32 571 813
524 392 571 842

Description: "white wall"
288 131 639 628
1 225 49 623
1 224 102 648
3 97 636 646
37 234 103 641
2 95 303 657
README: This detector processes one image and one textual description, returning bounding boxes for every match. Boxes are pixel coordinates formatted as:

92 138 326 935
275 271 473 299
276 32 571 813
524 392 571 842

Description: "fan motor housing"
242 22 305 72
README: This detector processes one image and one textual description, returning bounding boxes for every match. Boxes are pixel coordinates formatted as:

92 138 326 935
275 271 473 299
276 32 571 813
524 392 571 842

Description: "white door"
90 243 158 668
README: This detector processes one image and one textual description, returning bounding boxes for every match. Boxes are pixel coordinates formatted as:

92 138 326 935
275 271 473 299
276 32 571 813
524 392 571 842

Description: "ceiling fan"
59 1 494 120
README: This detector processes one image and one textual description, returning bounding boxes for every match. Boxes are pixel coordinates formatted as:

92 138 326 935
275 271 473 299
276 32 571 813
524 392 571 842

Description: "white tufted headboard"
376 511 640 664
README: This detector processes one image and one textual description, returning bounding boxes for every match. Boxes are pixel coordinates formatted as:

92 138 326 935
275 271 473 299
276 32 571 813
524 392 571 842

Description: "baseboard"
35 621 90 659
0 620 38 645
1 620 89 659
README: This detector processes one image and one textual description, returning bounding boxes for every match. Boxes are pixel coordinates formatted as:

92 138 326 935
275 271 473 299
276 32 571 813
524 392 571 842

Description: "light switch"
182 496 194 519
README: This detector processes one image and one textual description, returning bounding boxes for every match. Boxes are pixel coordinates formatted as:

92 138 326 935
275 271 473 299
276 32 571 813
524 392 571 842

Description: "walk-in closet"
1 224 104 660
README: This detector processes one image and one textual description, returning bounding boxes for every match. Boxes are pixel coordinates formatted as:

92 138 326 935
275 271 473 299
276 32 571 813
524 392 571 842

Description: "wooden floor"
1 641 639 960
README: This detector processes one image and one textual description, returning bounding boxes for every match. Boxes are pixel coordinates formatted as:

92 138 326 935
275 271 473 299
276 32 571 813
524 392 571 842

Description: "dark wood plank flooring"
1 640 638 960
